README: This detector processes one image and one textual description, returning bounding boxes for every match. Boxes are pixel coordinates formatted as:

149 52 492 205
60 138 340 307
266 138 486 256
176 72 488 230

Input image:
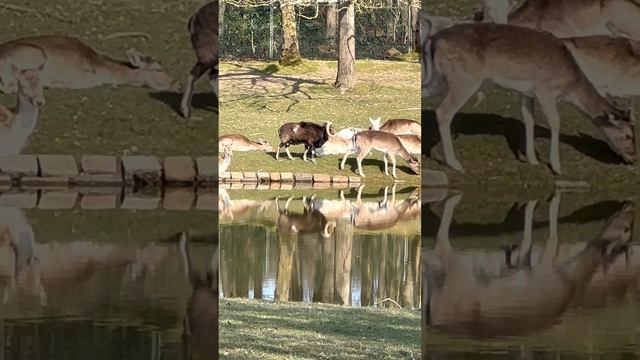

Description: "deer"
508 0 640 40
368 117 421 136
341 130 420 178
276 196 337 238
180 0 219 119
420 0 510 41
178 232 218 360
424 23 636 174
275 121 330 163
218 134 274 154
424 192 634 338
0 35 181 94
218 145 232 173
350 184 419 231
308 190 353 221
0 66 45 156
219 188 273 221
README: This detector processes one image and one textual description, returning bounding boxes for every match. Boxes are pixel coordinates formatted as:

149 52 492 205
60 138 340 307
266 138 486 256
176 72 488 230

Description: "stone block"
163 188 195 210
270 172 281 182
195 156 216 182
0 192 37 208
422 169 448 187
164 156 196 183
242 172 258 182
332 175 349 183
294 173 313 183
348 176 361 184
80 193 118 209
256 172 270 182
80 155 118 175
121 156 162 184
21 176 69 187
38 155 79 177
195 192 216 211
0 155 38 177
38 191 78 209
280 172 294 182
70 174 123 186
121 193 160 210
313 174 331 183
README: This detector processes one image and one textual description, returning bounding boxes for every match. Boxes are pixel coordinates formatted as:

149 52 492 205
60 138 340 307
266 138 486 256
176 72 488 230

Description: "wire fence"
220 2 417 60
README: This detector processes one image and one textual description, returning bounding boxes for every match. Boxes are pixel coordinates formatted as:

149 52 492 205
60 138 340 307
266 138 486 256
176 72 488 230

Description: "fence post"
269 1 275 60
407 2 413 53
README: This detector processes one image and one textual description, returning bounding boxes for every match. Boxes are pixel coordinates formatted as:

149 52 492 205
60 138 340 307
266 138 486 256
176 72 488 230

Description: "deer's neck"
99 57 143 87
396 146 415 162
567 76 618 121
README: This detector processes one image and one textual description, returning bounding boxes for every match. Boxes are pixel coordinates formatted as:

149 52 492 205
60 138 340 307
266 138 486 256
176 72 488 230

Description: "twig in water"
374 297 402 308
101 32 152 41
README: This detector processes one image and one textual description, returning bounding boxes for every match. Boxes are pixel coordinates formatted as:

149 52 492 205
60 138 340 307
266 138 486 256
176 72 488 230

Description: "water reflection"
220 185 421 309
422 191 639 358
0 207 216 359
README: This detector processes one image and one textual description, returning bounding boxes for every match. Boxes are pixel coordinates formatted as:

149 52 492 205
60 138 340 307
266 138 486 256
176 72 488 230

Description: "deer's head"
368 117 382 130
126 49 182 93
595 109 636 164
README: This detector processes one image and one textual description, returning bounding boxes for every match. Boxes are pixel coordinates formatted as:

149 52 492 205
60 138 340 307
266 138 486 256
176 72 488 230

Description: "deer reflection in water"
219 187 274 221
350 184 420 231
424 192 634 338
0 207 169 306
179 232 218 360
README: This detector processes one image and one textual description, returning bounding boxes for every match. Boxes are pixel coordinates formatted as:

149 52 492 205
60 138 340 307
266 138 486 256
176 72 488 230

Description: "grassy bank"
219 298 421 359
0 0 215 157
219 60 421 186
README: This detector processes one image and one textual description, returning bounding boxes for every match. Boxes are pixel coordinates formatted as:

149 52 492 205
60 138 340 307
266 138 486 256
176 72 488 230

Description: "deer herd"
423 0 640 174
0 1 217 157
219 117 422 179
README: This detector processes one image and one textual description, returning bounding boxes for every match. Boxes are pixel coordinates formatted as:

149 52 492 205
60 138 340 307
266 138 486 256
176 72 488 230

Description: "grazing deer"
341 130 420 178
0 66 45 156
368 117 421 136
180 0 218 119
218 145 232 173
508 0 640 39
218 134 274 154
0 35 181 94
561 35 640 112
178 233 218 360
424 23 636 174
424 193 634 338
398 134 421 155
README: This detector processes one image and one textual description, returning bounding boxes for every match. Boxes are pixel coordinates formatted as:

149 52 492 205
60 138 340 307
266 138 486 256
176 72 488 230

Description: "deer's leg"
435 82 481 173
520 95 540 165
276 143 284 161
383 154 389 175
340 151 349 170
539 193 560 269
180 62 209 118
310 145 317 164
356 149 370 177
537 97 563 174
435 194 462 268
519 200 538 268
391 155 398 178
286 145 294 160
208 61 219 99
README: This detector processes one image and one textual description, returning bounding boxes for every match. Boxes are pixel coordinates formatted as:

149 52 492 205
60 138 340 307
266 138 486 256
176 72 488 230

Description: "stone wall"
0 154 216 187
219 171 361 185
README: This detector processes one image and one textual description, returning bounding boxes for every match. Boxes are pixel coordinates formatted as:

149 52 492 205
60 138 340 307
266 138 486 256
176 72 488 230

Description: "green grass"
220 60 421 186
220 298 421 360
0 0 215 157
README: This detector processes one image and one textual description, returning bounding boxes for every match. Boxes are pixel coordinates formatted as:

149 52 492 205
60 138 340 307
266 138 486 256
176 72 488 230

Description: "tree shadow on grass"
149 91 218 117
422 110 625 166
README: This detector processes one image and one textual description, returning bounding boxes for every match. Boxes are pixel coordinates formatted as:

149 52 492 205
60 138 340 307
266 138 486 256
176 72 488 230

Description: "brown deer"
218 134 274 154
508 0 640 39
218 145 232 173
350 184 419 231
0 35 181 94
180 0 218 118
424 23 636 174
368 117 421 136
424 193 634 338
0 66 45 156
341 130 420 178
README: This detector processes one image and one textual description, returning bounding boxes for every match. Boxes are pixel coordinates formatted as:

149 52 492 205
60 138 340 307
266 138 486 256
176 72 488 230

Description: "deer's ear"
126 49 145 68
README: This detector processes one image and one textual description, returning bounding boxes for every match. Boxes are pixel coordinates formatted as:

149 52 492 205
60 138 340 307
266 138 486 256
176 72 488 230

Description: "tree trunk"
325 3 337 44
280 1 302 66
411 0 420 52
219 0 226 36
334 0 356 91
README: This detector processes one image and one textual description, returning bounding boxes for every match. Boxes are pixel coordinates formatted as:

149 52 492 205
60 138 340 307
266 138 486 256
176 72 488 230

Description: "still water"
219 185 421 309
0 204 217 360
422 190 640 359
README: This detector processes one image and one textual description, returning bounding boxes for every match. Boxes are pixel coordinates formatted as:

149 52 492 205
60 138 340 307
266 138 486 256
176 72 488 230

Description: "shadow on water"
219 184 421 308
422 190 639 358
422 110 624 165
0 207 218 359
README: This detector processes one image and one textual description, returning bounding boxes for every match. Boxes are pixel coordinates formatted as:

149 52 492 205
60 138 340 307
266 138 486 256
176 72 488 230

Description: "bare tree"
325 3 337 44
280 0 302 65
334 0 356 91
220 0 226 35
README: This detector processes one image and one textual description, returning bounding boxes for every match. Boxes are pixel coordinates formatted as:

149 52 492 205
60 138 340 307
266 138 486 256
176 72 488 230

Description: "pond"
0 205 217 360
219 185 421 309
422 190 640 359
